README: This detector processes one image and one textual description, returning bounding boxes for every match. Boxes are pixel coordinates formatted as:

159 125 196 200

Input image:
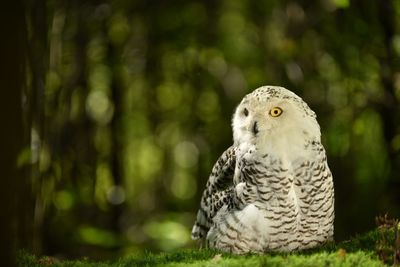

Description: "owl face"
232 86 320 147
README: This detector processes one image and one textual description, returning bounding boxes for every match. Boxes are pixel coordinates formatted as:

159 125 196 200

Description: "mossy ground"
17 226 399 267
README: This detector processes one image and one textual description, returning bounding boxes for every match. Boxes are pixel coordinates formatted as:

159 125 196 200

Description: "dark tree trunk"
26 0 49 254
0 1 29 266
377 0 400 211
107 23 124 240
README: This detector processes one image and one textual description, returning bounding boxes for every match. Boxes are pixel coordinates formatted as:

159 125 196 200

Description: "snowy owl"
191 86 334 254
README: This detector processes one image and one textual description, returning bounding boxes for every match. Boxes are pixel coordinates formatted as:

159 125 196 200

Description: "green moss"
17 227 397 267
167 252 385 267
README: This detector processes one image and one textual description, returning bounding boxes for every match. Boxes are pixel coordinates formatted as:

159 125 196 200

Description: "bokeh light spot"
143 220 190 251
107 185 125 205
108 13 130 45
86 90 114 125
174 141 199 169
196 90 220 122
54 190 74 210
170 172 197 200
136 140 163 180
157 82 182 110
79 226 118 248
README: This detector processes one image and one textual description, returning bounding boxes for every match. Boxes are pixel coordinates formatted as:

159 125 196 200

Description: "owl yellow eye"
269 107 283 117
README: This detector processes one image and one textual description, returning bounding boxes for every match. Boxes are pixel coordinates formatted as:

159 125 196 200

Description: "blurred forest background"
2 0 400 263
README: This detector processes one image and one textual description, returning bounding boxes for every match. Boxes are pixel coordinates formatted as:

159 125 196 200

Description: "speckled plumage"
192 86 334 254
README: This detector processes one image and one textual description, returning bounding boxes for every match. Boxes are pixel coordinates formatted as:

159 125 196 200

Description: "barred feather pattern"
208 142 333 253
191 86 335 254
191 146 236 240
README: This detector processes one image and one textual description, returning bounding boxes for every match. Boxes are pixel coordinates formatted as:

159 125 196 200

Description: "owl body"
192 86 334 254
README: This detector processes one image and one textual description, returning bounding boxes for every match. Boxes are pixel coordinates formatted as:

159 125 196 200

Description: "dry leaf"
338 248 346 258
212 254 222 263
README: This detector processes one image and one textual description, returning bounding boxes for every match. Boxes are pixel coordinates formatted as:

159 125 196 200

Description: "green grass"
17 226 399 267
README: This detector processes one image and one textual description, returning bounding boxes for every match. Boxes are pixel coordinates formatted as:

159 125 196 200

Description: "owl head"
232 86 321 148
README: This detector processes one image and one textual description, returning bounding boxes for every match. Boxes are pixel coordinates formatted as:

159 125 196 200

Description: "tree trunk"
377 0 400 209
0 1 29 266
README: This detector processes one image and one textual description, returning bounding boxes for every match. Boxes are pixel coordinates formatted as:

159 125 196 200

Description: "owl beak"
252 121 259 135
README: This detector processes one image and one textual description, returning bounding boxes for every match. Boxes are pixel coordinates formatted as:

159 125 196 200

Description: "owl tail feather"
191 209 209 240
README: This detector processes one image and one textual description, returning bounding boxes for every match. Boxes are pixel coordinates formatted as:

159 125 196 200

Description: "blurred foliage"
19 0 400 260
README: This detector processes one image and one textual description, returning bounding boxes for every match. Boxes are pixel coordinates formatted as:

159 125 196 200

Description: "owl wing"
293 141 335 240
191 146 236 241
